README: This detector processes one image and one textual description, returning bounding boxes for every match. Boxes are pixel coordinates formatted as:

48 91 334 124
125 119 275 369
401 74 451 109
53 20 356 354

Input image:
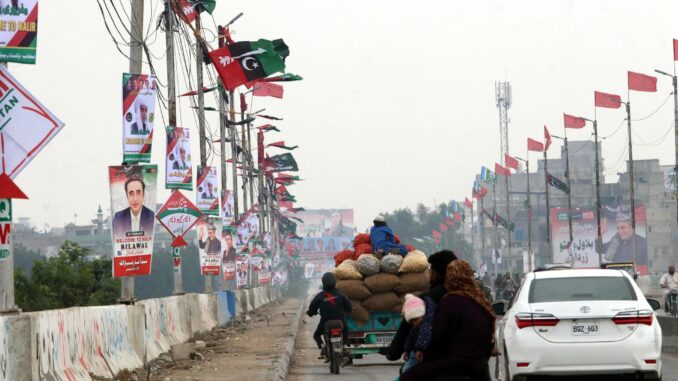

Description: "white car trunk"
529 300 639 343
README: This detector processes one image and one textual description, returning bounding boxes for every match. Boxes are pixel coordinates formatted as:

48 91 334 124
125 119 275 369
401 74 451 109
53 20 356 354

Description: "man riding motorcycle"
307 272 352 357
660 265 678 313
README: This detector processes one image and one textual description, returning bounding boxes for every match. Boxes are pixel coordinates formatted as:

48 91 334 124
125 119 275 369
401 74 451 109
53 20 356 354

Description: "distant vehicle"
494 268 662 381
345 311 401 360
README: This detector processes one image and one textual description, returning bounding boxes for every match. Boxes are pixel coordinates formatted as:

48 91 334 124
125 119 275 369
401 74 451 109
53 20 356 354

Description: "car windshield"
529 276 637 303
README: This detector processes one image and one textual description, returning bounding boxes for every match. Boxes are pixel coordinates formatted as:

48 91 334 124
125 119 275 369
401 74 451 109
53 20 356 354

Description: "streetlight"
514 155 533 272
550 134 573 245
655 69 678 224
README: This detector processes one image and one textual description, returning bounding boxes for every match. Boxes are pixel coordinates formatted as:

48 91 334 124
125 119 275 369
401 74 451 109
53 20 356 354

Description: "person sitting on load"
370 215 408 255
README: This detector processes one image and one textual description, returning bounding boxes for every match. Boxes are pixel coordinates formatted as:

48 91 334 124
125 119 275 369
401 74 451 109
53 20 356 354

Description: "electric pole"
655 69 678 224
544 147 552 263
120 0 145 304
516 156 532 272
552 134 574 245
625 100 638 268
229 90 239 220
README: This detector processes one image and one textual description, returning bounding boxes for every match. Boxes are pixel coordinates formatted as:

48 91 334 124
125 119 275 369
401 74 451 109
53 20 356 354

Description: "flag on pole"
544 125 552 151
464 197 473 208
439 223 449 232
564 113 586 129
432 229 442 243
257 124 280 132
480 166 497 183
528 138 544 152
179 86 218 97
546 171 569 194
595 91 622 109
674 39 678 61
494 212 515 232
253 82 284 98
240 93 248 113
482 208 494 221
266 141 298 150
208 39 289 91
628 71 657 92
495 163 511 177
258 114 283 121
454 213 462 222
445 217 455 226
504 154 519 170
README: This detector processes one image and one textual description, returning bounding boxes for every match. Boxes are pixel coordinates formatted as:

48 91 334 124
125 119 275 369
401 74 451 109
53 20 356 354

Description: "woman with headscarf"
400 259 495 381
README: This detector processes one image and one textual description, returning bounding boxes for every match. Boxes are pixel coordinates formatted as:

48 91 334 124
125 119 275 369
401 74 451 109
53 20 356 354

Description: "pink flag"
528 138 544 152
544 126 552 151
628 71 657 92
594 91 622 109
504 154 519 170
564 113 586 129
253 82 284 99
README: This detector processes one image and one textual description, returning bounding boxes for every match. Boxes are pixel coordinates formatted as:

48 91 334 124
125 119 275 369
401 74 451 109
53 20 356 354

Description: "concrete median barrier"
140 295 191 361
0 314 31 381
215 291 232 326
189 293 217 335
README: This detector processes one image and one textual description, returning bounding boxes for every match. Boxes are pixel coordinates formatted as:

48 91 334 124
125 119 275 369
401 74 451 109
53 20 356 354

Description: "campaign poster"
235 209 259 249
155 190 202 246
550 206 648 274
196 166 219 216
109 165 157 277
221 227 236 280
165 126 192 190
0 0 38 64
272 271 287 287
196 216 222 276
221 189 235 225
235 254 249 288
122 73 157 163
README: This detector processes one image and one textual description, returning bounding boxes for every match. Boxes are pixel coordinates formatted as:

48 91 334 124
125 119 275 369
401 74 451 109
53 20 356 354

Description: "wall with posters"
550 206 648 274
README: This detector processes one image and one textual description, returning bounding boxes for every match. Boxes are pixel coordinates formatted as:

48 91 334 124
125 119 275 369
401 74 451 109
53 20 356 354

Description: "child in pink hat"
395 294 436 380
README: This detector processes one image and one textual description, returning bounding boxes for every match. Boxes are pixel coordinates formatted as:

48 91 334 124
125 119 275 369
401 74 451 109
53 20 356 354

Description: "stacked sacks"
335 249 430 323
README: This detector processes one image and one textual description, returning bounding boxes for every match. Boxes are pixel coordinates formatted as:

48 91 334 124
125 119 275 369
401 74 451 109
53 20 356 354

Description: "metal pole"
0 199 16 312
246 121 255 214
479 196 486 270
626 101 638 268
504 172 512 272
228 91 239 220
673 74 678 224
526 160 532 272
240 115 249 213
121 0 145 303
593 119 603 267
217 27 228 199
470 204 478 267
544 148 552 262
493 182 499 275
165 1 183 294
563 135 573 244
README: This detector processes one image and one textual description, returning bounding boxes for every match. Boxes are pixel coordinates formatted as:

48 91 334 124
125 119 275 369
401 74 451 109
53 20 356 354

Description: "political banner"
109 165 157 277
122 74 157 163
155 190 202 247
0 199 11 261
272 271 287 286
235 254 249 288
234 208 259 249
196 166 219 216
0 0 38 64
550 206 648 274
0 64 64 179
221 189 235 225
221 227 236 280
196 216 222 276
165 126 192 190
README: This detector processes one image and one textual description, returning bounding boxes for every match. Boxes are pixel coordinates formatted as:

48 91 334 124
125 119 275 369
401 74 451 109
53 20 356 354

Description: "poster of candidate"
196 216 222 276
123 73 157 163
165 126 192 190
109 165 157 277
196 166 219 216
550 205 648 274
235 254 249 289
221 189 235 225
0 0 38 64
235 208 259 249
221 227 236 280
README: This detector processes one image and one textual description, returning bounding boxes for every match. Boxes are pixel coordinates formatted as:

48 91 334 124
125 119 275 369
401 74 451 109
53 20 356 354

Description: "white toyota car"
495 268 662 381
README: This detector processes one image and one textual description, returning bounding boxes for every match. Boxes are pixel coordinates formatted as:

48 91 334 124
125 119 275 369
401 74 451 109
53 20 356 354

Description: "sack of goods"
333 247 431 319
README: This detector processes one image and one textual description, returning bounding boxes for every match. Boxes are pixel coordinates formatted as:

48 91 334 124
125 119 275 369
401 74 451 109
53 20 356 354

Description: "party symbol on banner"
156 190 203 247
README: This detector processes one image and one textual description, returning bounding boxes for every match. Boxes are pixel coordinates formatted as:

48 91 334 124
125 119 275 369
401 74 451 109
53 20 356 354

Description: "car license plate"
375 335 393 345
330 337 342 342
572 321 600 336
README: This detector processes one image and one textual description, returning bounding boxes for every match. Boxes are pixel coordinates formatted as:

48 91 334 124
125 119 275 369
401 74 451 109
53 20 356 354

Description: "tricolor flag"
480 166 497 183
208 39 289 91
494 212 515 232
546 171 569 194
432 229 442 243
454 213 462 222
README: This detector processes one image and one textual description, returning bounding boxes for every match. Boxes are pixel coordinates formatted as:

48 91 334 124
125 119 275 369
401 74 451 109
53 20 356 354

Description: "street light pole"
656 69 678 224
516 155 532 272
582 116 603 267
551 134 573 245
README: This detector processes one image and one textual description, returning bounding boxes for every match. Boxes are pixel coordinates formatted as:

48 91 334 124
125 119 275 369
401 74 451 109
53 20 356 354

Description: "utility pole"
217 27 228 203
655 69 678 223
493 182 499 276
504 171 512 272
516 156 532 272
552 134 573 245
165 0 183 294
240 117 249 213
582 116 604 266
544 147 552 263
625 100 638 268
228 90 239 220
479 196 486 270
120 0 145 304
246 120 255 214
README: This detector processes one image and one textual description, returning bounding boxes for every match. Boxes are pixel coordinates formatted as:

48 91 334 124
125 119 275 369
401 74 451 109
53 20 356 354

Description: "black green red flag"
208 39 289 91
494 212 515 232
546 172 569 194
257 124 280 132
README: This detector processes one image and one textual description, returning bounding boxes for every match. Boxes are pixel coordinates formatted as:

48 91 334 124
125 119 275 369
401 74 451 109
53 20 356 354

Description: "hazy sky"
9 0 678 232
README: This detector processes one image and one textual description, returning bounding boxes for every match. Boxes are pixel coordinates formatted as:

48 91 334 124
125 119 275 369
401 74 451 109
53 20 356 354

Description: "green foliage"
14 241 120 311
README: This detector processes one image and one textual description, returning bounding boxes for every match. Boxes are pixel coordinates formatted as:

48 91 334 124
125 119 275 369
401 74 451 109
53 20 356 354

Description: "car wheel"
503 345 511 381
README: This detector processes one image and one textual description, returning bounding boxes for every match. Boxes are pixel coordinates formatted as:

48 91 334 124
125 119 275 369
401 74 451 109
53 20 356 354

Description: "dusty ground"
121 297 303 381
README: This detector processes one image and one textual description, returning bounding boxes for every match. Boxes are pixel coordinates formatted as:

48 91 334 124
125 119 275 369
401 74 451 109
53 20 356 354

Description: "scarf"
444 259 496 328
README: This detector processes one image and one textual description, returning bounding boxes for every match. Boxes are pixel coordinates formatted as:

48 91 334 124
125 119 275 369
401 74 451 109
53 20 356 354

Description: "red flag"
563 113 586 129
480 187 488 197
674 39 678 61
528 138 544 152
253 82 284 99
628 71 657 92
439 223 449 232
432 229 442 241
257 131 264 165
504 154 519 170
445 217 454 226
495 163 511 177
240 93 247 113
544 125 552 151
464 197 473 208
454 213 462 222
594 91 622 109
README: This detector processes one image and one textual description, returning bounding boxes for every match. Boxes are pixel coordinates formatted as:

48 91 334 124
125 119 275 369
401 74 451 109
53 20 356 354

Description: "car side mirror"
646 298 661 311
492 301 507 316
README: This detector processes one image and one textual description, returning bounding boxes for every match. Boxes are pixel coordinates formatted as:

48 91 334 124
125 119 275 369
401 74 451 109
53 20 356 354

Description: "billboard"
550 206 648 274
109 165 157 277
196 216 222 276
165 126 192 190
122 74 157 163
0 0 37 64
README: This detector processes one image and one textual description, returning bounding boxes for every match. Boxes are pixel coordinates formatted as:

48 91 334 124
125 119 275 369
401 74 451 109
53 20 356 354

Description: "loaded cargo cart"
346 311 401 358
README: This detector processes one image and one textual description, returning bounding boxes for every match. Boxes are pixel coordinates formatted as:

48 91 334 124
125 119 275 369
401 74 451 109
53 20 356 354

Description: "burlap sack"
399 250 429 273
380 254 403 274
362 292 400 312
337 280 371 301
394 271 430 294
363 273 400 294
335 259 363 280
356 254 381 277
348 301 370 323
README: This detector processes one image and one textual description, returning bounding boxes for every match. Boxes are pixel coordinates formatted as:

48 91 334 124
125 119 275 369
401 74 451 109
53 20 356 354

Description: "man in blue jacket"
370 215 408 255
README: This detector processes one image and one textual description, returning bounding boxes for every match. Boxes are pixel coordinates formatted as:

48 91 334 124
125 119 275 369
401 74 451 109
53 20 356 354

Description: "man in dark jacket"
307 272 352 354
386 249 457 361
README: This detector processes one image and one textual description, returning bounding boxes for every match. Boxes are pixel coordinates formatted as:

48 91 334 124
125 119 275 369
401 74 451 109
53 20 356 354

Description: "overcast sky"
10 0 678 232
